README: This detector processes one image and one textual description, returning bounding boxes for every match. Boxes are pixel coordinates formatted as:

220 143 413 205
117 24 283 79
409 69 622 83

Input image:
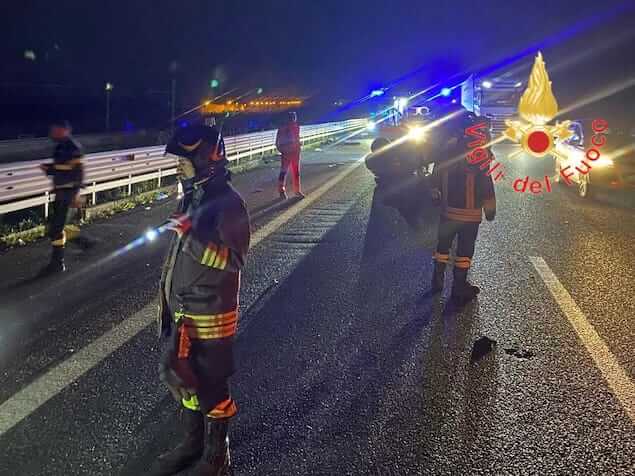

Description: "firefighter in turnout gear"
39 120 84 274
276 111 304 199
431 113 496 306
150 123 250 476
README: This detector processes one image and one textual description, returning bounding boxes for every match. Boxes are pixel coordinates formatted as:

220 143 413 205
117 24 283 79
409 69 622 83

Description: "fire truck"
461 75 523 135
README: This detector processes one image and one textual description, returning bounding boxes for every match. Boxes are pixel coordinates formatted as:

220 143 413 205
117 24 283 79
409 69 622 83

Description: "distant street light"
210 79 220 89
441 87 452 97
257 88 264 95
482 80 493 89
105 82 114 130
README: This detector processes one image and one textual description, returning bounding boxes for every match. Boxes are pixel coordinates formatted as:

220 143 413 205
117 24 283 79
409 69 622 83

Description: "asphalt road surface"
0 140 633 475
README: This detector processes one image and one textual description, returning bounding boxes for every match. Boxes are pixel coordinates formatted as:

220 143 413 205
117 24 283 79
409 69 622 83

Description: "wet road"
0 141 633 475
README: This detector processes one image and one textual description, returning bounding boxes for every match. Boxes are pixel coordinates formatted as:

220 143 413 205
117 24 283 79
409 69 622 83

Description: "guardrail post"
128 174 132 196
44 191 50 219
158 168 162 188
92 181 97 205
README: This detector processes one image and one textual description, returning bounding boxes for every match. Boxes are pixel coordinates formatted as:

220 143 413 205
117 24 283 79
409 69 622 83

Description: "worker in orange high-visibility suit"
276 111 304 199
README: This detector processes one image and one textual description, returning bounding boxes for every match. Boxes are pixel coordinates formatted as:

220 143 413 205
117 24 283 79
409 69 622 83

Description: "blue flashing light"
441 87 452 97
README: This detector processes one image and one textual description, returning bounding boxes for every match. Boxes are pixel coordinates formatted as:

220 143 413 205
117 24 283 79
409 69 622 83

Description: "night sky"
1 0 634 135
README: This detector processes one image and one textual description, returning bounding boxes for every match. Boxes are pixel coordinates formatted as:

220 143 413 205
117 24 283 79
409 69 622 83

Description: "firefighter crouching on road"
276 111 304 199
39 120 84 274
151 123 250 476
431 113 496 306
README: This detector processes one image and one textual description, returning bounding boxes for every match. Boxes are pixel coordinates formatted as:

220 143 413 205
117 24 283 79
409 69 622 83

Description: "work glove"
164 213 192 238
159 360 196 402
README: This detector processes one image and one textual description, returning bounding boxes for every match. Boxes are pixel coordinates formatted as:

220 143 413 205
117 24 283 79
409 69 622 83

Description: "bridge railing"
0 119 366 217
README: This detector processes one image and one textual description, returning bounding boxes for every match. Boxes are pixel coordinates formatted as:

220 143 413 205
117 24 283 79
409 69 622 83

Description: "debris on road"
504 347 535 359
470 336 497 362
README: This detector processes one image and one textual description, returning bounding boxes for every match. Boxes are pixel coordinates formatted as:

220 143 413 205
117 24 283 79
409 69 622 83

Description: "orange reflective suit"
276 121 301 194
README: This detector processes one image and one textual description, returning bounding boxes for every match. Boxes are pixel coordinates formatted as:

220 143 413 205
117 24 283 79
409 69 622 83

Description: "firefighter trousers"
278 152 301 194
434 217 480 269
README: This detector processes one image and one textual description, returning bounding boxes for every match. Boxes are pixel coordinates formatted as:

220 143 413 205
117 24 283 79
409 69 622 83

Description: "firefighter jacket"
276 122 301 155
158 175 251 378
44 138 84 190
435 161 496 223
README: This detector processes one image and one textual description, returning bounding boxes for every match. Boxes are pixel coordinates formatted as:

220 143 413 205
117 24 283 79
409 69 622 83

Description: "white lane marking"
530 256 635 423
0 158 364 436
250 159 363 248
0 306 155 436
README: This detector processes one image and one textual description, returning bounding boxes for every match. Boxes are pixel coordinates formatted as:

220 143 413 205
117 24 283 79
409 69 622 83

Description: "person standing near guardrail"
276 111 304 199
38 120 84 274
151 123 250 476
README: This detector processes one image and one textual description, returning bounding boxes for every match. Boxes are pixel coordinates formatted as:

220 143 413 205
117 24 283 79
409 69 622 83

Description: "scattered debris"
155 192 169 200
252 188 264 193
470 336 497 363
144 206 151 210
504 347 534 359
315 148 323 152
17 239 26 246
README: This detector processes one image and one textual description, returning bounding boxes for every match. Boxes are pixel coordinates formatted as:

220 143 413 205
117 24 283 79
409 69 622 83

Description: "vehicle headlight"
407 126 425 141
594 157 614 167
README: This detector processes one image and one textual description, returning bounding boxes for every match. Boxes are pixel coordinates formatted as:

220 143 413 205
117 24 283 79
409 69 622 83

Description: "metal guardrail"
0 119 366 217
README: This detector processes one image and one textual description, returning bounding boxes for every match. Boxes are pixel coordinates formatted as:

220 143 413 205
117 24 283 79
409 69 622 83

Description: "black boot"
431 261 446 293
451 268 480 306
39 247 66 275
193 417 232 476
148 408 204 476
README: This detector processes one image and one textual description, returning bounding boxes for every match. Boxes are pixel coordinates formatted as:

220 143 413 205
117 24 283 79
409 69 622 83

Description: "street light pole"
170 78 176 130
105 82 114 131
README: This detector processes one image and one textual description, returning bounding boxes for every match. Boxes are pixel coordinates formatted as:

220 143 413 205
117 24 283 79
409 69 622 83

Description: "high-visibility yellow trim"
179 310 237 322
216 247 228 270
182 394 200 411
174 310 238 340
201 243 229 270
51 230 66 247
202 244 218 267
187 322 237 339
53 159 82 171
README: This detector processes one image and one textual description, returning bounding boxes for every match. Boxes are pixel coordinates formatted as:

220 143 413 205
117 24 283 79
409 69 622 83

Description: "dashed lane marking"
0 158 364 437
530 256 635 423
